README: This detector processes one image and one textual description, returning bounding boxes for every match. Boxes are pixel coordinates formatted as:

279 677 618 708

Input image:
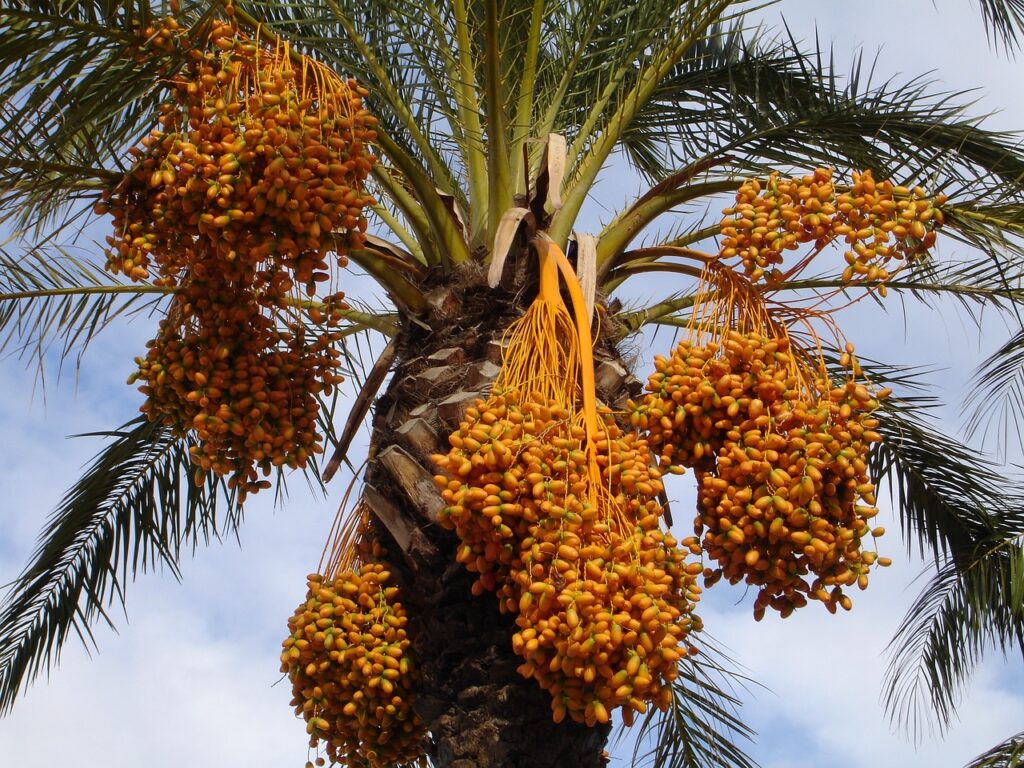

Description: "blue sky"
2 1 1023 766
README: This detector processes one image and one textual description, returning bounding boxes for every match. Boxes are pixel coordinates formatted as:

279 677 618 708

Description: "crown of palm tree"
2 1 1024 765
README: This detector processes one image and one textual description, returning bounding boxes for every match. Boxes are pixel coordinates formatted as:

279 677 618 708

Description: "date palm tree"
2 1 1024 766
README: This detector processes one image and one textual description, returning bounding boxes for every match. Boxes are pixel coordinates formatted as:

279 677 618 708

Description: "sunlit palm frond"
545 0 755 244
638 27 1024 189
616 22 759 182
823 356 1024 745
0 416 243 715
861 373 1024 747
944 208 1024 460
870 389 1004 561
976 0 1024 51
0 242 171 375
310 298 397 480
623 244 1024 335
884 524 1024 740
0 296 385 713
588 27 1024 289
765 257 1024 318
965 731 1024 768
895 254 1024 313
944 203 1024 250
618 27 1024 244
0 108 118 234
0 4 222 232
240 0 464 194
965 329 1024 458
12 0 160 26
538 0 704 146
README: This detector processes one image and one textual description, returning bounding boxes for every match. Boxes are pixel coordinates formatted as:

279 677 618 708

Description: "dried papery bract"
281 504 428 768
105 14 378 497
434 238 702 727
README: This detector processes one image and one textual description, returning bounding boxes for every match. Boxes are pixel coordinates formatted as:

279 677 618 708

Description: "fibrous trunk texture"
360 263 639 767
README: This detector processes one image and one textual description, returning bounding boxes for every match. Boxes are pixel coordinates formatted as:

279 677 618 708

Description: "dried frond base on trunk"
359 265 624 766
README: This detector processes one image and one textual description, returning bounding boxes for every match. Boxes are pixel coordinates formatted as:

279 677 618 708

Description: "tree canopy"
1 0 1024 765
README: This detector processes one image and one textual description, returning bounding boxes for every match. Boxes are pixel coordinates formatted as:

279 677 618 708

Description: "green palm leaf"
766 258 1024 315
0 242 170 374
869 379 1004 560
976 0 1024 50
965 731 1024 768
637 28 1024 184
0 5 215 231
622 250 1024 339
12 0 159 26
851 361 1024 743
965 329 1024 455
0 416 243 715
885 525 1024 740
585 26 1024 293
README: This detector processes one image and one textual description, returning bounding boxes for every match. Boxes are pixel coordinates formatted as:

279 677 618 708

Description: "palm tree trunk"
359 263 637 766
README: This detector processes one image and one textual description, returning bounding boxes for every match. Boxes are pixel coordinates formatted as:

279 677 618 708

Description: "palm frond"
765 257 1024 317
9 0 159 26
965 731 1024 768
888 254 1024 313
0 416 243 715
239 0 465 199
818 356 1024 742
965 329 1024 459
590 27 1024 285
310 296 394 480
0 242 171 375
615 27 1024 247
549 0 753 244
619 249 1024 339
884 525 1024 740
975 0 1024 51
0 5 210 232
625 637 759 768
945 202 1024 245
869 383 1005 561
525 0 688 157
637 26 1024 188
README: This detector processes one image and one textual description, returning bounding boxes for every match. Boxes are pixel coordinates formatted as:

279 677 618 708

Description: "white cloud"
0 585 306 766
0 436 346 766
